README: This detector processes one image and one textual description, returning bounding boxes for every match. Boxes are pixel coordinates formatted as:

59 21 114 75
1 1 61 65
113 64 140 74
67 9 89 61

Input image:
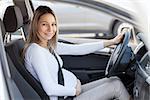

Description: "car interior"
0 0 149 100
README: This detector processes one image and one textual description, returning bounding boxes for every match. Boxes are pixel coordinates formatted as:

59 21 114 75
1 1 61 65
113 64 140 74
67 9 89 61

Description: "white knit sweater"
24 41 104 100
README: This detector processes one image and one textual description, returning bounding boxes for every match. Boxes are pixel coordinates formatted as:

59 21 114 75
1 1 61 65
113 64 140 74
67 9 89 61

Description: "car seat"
3 5 49 100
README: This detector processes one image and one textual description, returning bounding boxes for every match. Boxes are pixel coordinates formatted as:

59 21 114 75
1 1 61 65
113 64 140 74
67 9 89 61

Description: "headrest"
0 19 6 40
3 6 23 33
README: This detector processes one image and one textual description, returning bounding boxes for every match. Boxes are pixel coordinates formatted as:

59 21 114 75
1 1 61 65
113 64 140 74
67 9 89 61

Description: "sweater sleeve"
56 41 104 55
28 47 76 96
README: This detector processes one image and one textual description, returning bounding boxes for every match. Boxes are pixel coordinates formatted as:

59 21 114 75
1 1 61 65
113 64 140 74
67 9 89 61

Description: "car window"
32 1 116 39
0 0 13 19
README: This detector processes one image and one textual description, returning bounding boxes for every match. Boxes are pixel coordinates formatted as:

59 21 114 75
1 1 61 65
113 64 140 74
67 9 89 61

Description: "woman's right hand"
103 33 124 47
75 79 81 96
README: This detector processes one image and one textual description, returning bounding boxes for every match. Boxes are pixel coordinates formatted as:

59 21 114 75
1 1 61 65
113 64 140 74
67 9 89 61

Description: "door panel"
134 52 150 100
134 74 150 100
61 53 110 84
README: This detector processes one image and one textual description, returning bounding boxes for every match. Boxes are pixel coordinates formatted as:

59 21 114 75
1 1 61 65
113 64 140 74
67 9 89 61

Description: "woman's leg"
73 77 130 100
81 77 111 93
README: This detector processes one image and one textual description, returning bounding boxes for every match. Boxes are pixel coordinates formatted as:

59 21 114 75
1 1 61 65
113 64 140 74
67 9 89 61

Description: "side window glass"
54 3 114 39
32 1 116 39
0 0 14 19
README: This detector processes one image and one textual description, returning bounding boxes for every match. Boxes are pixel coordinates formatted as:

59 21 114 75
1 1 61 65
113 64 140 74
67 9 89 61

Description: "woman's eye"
52 23 56 26
42 24 46 26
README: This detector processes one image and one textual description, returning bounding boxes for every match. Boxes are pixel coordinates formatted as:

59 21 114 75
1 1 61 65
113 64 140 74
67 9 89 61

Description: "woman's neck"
38 41 48 48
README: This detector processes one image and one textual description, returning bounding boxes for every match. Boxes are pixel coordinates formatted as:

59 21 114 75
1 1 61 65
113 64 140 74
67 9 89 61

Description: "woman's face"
37 13 57 43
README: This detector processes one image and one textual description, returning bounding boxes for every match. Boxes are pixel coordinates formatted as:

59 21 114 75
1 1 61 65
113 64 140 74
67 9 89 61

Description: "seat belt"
53 52 74 100
53 52 65 100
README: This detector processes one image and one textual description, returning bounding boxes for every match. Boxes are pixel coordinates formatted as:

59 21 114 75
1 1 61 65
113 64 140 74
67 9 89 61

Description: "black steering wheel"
105 31 131 77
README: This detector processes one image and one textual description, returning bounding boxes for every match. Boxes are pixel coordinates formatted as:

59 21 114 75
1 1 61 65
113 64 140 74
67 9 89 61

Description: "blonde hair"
23 6 58 56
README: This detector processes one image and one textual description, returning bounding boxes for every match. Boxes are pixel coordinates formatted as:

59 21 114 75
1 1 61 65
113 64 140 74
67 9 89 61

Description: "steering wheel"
105 31 131 77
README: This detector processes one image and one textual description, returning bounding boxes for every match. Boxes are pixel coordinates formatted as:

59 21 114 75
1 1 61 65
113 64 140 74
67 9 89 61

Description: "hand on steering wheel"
105 28 131 77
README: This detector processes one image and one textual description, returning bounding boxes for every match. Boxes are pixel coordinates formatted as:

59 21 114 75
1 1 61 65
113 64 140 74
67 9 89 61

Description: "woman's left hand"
75 79 82 96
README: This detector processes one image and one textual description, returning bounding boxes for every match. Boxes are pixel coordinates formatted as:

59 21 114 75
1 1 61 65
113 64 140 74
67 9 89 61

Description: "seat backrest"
0 17 40 100
3 5 49 100
5 39 49 100
6 52 41 100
